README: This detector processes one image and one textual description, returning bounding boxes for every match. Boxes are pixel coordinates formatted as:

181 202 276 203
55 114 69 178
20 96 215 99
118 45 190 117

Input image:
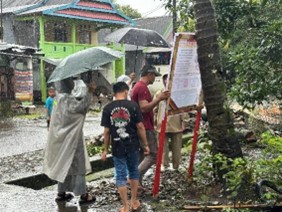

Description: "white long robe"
43 92 92 183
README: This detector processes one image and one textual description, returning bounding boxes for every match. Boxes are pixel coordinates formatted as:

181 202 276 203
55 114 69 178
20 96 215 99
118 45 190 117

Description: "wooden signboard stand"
152 33 203 198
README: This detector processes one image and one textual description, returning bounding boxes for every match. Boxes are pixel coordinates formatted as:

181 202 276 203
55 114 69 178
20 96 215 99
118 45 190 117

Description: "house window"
79 25 91 44
54 23 68 42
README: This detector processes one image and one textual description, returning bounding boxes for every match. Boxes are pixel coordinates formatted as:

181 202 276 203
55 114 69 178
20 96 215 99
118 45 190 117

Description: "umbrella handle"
134 45 139 73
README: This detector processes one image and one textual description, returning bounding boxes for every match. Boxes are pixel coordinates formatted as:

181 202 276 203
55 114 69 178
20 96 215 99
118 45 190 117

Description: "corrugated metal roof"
44 0 73 6
2 4 37 14
17 4 68 15
42 57 62 65
2 0 42 8
2 0 73 14
0 42 39 55
55 9 128 22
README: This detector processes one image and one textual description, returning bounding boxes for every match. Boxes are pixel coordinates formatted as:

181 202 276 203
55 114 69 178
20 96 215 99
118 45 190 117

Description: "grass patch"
15 113 43 120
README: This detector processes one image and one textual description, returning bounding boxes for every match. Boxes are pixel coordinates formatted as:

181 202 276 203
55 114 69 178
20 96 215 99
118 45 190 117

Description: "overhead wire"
141 3 166 18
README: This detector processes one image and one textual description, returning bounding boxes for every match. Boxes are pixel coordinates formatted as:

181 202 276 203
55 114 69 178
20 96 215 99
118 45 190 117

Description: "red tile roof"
56 9 127 22
77 1 112 10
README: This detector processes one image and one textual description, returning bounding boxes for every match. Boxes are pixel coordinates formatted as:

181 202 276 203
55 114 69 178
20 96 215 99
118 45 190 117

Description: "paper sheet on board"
168 33 202 113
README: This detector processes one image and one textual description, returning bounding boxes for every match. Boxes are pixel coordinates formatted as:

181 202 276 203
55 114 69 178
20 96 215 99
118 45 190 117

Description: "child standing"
101 82 149 212
45 87 56 128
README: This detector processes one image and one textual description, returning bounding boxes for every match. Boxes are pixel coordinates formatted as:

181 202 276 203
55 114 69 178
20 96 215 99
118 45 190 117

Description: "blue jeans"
113 150 139 187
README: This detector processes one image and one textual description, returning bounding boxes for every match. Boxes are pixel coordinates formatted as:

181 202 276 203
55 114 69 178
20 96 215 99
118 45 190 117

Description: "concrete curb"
5 155 113 190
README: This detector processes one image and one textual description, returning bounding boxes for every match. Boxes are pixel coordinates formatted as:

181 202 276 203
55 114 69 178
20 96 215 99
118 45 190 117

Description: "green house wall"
37 16 125 101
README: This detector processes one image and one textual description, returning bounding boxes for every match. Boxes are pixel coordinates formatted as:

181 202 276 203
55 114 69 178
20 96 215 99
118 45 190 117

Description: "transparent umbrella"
47 46 124 83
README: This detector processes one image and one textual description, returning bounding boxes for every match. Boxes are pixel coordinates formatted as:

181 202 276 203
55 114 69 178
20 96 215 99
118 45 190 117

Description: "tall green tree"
162 0 243 162
193 0 243 160
116 5 142 19
112 1 142 19
163 0 195 31
216 0 282 107
162 0 282 108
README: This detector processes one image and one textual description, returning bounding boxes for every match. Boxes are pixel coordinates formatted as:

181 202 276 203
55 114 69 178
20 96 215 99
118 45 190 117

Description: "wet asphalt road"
0 113 109 212
0 112 181 211
0 113 103 158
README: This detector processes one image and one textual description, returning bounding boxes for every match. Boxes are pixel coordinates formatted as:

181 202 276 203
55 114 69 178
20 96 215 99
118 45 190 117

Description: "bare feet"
119 206 129 212
131 200 141 211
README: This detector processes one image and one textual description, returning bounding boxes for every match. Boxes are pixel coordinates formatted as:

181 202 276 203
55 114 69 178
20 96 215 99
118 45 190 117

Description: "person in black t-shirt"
101 82 149 212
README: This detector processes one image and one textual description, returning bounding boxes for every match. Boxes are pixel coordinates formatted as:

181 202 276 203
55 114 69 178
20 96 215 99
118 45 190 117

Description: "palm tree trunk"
194 0 242 158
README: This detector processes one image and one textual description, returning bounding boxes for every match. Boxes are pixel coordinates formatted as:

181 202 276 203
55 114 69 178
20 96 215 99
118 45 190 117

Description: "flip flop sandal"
55 193 74 202
79 193 96 205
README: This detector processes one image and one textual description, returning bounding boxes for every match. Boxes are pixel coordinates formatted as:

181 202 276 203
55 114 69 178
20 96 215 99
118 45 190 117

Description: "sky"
115 0 169 17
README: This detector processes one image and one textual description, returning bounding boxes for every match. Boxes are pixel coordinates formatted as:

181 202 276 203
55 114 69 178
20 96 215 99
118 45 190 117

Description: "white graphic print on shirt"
110 107 131 139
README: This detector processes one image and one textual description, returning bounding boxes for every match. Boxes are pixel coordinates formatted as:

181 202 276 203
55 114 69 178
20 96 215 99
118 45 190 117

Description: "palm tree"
194 0 242 159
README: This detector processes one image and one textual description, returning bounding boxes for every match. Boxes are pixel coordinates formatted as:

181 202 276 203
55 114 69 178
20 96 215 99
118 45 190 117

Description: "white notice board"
167 33 202 115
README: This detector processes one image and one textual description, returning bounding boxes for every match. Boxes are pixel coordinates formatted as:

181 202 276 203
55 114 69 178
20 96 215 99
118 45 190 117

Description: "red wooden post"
152 114 168 198
187 109 202 178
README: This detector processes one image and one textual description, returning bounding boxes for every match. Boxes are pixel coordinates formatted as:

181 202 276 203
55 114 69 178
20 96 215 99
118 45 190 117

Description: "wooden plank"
183 203 282 210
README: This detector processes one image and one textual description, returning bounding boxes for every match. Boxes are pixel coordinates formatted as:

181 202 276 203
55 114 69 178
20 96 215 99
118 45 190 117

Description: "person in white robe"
43 78 96 204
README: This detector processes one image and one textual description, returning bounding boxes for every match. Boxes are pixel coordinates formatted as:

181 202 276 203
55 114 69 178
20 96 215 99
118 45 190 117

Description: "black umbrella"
104 27 170 71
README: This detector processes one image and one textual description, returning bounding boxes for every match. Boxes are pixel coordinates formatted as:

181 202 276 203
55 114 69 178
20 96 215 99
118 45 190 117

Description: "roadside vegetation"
159 0 282 209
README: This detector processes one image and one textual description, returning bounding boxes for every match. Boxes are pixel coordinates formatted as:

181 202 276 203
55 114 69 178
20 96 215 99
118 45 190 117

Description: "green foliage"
259 131 282 154
87 143 104 157
221 132 282 201
16 113 42 119
254 132 282 186
161 0 195 31
215 0 282 108
162 0 282 108
191 131 282 202
192 137 217 182
115 4 141 19
221 155 255 199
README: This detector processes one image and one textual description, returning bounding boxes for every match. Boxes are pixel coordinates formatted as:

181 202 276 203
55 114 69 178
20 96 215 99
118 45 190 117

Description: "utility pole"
172 0 177 35
0 0 3 42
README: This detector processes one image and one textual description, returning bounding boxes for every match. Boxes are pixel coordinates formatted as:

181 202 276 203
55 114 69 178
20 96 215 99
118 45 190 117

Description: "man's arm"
126 72 136 87
136 122 150 155
101 127 110 161
139 90 170 113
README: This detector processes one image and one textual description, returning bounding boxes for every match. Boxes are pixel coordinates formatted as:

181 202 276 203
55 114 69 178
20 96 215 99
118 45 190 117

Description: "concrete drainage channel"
5 155 114 190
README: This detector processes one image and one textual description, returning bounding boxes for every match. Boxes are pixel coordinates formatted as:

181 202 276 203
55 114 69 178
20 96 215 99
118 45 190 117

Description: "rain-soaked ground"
0 113 103 158
0 107 174 212
0 109 109 212
0 107 186 211
0 104 279 211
